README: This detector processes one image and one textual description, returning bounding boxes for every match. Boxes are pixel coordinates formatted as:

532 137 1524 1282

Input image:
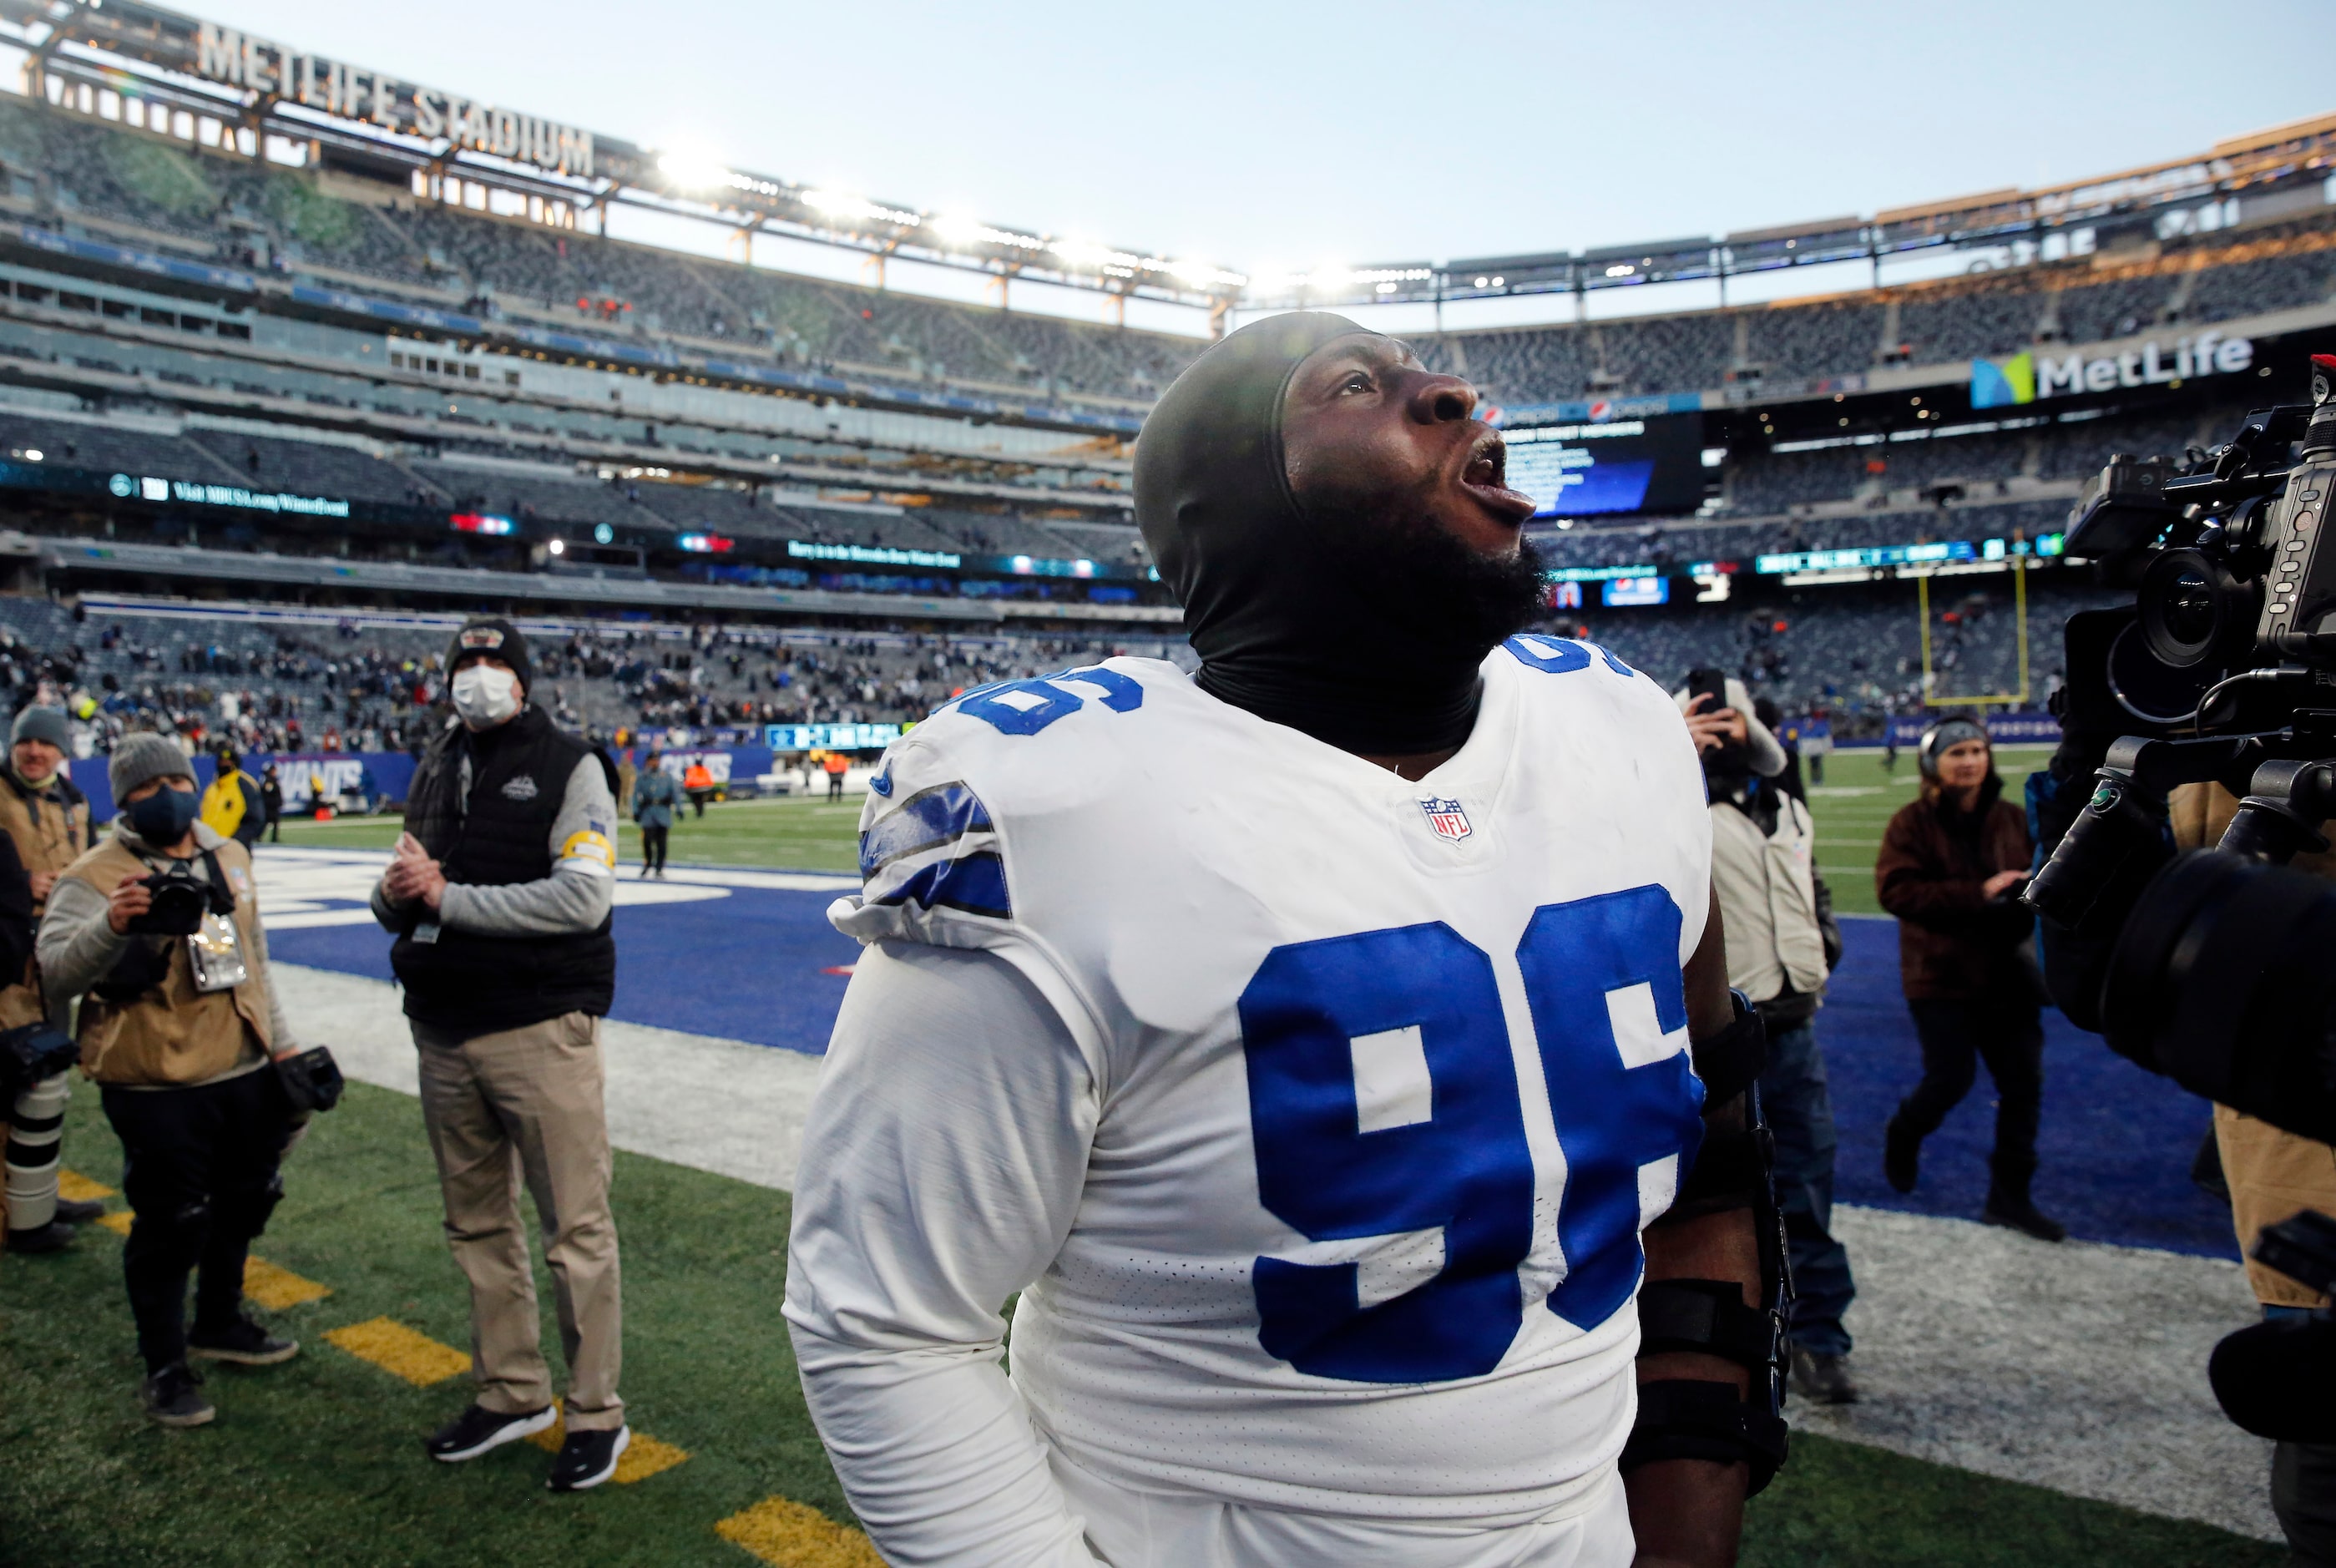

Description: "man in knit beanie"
38 729 309 1426
0 704 94 1252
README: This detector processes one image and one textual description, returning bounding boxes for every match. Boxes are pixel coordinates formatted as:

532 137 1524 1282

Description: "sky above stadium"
200 0 2334 329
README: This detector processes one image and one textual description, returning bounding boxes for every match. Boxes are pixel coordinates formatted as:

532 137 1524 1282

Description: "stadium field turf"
272 793 865 875
0 1080 2276 1566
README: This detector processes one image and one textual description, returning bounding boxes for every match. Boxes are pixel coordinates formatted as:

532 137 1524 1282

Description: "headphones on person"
1917 716 1989 780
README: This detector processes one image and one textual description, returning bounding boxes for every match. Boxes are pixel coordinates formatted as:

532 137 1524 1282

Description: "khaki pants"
415 1011 623 1430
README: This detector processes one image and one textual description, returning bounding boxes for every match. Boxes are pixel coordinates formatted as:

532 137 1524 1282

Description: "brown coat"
58 834 276 1086
0 768 88 1028
1874 776 2035 1001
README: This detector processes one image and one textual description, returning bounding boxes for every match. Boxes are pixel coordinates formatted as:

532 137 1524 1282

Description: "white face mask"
451 665 522 728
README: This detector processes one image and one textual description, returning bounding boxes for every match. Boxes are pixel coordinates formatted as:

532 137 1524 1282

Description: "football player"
786 313 1782 1566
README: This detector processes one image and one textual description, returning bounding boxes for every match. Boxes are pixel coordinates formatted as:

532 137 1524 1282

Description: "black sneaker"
142 1363 215 1428
1790 1346 1860 1404
1883 1116 1920 1195
53 1196 107 1226
5 1220 75 1253
188 1316 300 1366
1982 1196 2068 1243
425 1403 557 1463
547 1424 630 1492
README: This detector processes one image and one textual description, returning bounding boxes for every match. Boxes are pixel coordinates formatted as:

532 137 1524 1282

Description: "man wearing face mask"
371 618 630 1492
788 315 1779 1567
40 733 308 1426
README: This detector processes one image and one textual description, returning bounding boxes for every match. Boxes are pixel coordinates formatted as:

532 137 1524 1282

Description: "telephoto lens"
2099 850 2336 1144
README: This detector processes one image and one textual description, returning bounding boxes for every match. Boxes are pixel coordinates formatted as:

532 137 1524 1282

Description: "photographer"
38 734 307 1427
1876 718 2062 1242
1679 676 1858 1404
2 705 99 1252
2173 781 2336 1564
371 618 629 1492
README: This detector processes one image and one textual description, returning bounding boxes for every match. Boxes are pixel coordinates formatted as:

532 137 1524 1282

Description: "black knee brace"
1624 1083 1794 1495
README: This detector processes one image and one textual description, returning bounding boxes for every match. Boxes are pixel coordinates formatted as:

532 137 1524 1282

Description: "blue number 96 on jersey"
1238 888 1705 1384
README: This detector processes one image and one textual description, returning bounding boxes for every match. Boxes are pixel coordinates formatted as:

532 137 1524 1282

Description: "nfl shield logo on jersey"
1418 796 1472 842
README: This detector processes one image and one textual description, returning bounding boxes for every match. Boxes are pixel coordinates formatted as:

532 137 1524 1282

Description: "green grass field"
0 1083 2273 1567
273 793 865 876
8 743 2274 1566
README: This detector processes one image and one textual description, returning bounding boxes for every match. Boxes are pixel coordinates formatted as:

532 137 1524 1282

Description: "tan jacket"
48 830 279 1087
0 767 90 1029
2177 781 2336 1306
1710 792 1828 1004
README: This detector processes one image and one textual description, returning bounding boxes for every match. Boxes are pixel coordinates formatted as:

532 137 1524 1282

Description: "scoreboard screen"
1503 412 1706 518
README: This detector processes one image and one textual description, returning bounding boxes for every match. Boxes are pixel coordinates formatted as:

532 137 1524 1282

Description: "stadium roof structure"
1259 111 2336 311
0 0 2329 332
0 0 1250 316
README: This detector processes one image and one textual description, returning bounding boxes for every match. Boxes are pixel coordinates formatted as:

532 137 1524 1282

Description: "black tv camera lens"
2137 548 2260 671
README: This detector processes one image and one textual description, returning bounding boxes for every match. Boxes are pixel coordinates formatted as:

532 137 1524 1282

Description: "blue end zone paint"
1823 917 2231 1262
270 884 863 1055
271 870 2235 1261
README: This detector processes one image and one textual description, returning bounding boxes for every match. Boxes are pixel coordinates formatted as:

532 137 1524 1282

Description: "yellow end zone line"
715 1496 883 1568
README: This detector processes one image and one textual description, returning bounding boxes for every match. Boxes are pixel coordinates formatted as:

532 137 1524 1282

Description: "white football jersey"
827 636 1712 1525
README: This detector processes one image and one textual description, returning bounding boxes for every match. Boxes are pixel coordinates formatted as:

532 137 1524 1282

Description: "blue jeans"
1760 1020 1856 1357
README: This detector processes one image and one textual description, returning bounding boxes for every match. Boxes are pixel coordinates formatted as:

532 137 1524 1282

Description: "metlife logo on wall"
1969 331 2253 408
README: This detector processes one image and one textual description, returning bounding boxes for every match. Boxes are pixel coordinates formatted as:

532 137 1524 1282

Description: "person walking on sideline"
680 758 715 819
631 751 677 881
1876 716 2061 1241
260 765 283 843
821 749 848 802
371 619 630 1491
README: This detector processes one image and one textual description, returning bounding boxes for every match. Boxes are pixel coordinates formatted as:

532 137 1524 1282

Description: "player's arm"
1624 887 1772 1568
784 940 1105 1568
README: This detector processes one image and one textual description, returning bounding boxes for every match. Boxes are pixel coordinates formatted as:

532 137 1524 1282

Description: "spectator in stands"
681 757 716 818
38 734 309 1427
1681 683 1854 1402
1875 718 2061 1242
1 705 99 1253
198 746 265 848
632 751 676 881
821 749 848 802
2172 780 2336 1562
260 766 282 842
371 619 630 1491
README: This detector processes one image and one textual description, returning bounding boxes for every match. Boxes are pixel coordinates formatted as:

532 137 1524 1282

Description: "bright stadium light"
656 141 732 193
928 213 983 247
806 190 920 228
1051 238 1112 271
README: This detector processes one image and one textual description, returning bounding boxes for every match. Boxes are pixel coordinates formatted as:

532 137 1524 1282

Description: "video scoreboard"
1503 412 1706 518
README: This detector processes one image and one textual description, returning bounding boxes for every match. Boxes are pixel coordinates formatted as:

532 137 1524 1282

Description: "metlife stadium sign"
190 22 595 178
1970 330 2254 409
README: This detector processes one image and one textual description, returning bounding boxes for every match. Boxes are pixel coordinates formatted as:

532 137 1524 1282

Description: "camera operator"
1680 675 1858 1404
1876 718 2062 1242
1 705 99 1252
38 733 309 1427
370 618 630 1492
2170 781 2336 1563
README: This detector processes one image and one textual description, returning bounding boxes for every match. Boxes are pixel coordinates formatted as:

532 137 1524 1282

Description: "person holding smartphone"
1874 717 2060 1241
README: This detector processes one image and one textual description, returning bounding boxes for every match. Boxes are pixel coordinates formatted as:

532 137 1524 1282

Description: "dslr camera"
2026 355 2336 1444
125 857 231 937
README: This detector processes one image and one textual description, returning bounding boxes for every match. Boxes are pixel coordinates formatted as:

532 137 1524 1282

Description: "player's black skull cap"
1139 311 1497 755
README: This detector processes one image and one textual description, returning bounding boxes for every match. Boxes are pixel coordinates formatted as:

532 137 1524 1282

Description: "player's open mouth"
1457 432 1535 524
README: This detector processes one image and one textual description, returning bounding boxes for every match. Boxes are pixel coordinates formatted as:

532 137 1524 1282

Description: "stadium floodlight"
1051 238 1114 271
927 213 984 248
805 190 920 229
548 538 565 556
655 144 733 194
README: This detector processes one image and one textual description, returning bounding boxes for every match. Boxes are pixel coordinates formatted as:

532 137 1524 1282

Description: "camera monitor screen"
1504 412 1706 518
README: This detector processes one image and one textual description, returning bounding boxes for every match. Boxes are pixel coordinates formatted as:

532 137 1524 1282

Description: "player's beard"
1317 494 1549 665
